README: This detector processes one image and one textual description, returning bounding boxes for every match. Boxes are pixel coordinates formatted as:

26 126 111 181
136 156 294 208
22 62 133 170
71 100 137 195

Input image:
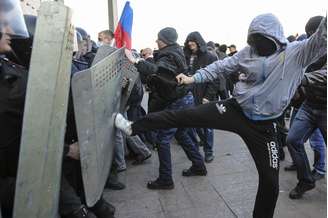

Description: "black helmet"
9 15 37 68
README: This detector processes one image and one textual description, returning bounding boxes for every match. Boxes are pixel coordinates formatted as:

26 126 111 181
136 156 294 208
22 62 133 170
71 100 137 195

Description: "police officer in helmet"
0 0 29 217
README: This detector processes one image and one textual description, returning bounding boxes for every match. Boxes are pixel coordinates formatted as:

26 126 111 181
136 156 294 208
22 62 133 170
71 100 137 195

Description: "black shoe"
197 141 204 147
105 180 126 190
116 167 126 173
63 205 97 218
182 165 207 177
132 153 152 165
284 163 297 171
89 198 115 218
205 154 214 163
147 178 174 190
311 169 325 181
289 182 315 199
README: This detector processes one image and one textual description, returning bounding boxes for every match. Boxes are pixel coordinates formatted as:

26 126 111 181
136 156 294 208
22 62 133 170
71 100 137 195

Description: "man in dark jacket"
287 15 327 200
183 31 219 162
124 27 207 190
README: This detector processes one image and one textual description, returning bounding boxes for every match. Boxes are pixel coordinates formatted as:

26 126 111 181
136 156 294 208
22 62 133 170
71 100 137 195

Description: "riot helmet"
75 27 92 54
9 15 37 68
0 0 29 39
76 27 89 40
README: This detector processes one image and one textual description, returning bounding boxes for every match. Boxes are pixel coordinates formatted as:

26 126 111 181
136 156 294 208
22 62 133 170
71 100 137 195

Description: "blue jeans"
287 103 327 184
309 129 326 174
196 128 214 156
157 94 204 182
114 130 126 171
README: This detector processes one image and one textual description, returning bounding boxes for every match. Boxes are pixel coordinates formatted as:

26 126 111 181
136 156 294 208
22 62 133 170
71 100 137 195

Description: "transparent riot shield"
13 1 74 218
72 47 139 206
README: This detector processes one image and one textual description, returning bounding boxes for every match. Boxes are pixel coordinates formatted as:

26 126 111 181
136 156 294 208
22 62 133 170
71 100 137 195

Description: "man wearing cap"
125 27 207 190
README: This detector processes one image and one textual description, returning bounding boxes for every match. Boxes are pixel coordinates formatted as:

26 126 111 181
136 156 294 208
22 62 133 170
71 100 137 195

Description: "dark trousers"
132 98 279 218
287 103 327 184
59 159 85 216
0 178 15 218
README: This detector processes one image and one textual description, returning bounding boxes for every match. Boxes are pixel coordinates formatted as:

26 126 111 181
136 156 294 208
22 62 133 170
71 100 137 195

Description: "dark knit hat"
305 16 324 37
158 27 178 45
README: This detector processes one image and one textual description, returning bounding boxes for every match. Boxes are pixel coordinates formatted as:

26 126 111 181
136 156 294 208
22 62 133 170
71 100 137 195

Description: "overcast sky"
65 0 326 51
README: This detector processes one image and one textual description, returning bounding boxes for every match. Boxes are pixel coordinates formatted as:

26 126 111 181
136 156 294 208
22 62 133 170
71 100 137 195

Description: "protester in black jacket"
183 31 218 162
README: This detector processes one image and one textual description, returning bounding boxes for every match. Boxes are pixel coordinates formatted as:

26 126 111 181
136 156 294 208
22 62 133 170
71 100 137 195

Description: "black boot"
284 163 297 171
63 205 97 218
89 198 115 218
105 173 126 190
182 165 207 177
289 182 315 199
205 153 214 163
132 153 152 165
147 178 174 190
311 169 325 181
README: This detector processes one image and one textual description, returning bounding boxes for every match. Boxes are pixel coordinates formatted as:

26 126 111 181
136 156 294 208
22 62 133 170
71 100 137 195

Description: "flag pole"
108 0 118 32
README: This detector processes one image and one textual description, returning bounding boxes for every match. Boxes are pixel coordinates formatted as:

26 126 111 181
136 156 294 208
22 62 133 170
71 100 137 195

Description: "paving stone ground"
104 129 326 218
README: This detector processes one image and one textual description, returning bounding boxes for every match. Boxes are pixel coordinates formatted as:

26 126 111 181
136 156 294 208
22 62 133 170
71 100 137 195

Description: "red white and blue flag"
114 1 133 49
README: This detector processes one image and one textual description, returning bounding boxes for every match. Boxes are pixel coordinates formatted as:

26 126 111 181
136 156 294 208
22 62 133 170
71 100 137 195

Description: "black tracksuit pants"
132 98 280 218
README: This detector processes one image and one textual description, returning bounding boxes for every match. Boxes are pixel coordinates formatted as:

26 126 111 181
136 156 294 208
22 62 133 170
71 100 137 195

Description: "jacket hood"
184 31 207 54
247 13 288 46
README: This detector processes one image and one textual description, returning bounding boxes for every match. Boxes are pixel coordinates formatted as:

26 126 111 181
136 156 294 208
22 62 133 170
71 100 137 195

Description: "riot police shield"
72 47 139 206
13 1 74 218
92 45 139 111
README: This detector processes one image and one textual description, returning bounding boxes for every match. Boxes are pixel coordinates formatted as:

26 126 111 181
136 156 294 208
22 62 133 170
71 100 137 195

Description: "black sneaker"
132 153 152 165
289 182 315 199
182 165 207 177
63 205 97 218
89 198 115 218
284 163 297 171
147 178 174 190
311 169 325 181
205 154 214 163
105 180 126 190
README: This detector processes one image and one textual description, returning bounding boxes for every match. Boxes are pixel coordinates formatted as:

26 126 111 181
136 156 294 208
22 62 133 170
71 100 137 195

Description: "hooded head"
305 16 324 38
184 31 207 55
247 13 287 56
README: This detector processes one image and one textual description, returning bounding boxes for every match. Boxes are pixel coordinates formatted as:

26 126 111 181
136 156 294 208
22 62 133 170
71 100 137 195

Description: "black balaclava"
248 33 277 57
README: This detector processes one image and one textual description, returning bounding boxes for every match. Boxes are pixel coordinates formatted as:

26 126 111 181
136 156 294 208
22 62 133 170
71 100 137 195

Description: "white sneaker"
115 113 133 136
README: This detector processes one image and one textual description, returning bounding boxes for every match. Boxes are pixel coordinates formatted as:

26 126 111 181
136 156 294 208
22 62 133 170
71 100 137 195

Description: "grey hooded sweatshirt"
193 13 327 120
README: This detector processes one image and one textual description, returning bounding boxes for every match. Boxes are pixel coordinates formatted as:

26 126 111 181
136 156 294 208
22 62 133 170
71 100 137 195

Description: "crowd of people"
0 0 326 218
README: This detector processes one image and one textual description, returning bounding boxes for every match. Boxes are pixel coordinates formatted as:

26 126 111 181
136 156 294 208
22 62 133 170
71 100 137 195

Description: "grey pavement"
104 130 326 218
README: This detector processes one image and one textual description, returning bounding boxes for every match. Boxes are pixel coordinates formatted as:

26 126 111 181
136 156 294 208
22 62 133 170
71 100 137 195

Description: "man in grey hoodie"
115 14 326 218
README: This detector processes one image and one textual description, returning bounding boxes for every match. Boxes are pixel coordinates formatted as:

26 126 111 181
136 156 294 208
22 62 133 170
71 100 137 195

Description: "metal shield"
13 1 74 218
72 48 123 206
92 45 140 111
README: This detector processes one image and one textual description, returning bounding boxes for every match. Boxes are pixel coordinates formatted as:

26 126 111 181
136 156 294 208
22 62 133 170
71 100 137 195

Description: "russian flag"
114 1 133 49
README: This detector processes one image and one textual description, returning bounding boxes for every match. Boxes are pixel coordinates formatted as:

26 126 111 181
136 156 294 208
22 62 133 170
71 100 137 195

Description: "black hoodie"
183 31 219 102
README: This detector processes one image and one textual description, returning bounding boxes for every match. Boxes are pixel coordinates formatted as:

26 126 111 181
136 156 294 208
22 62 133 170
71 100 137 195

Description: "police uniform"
0 57 28 217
